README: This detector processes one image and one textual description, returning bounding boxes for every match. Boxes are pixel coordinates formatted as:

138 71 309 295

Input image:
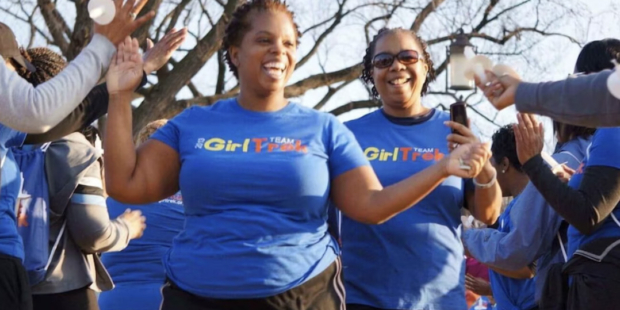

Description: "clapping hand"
444 142 492 179
107 37 143 95
143 28 188 74
94 0 155 46
514 113 544 165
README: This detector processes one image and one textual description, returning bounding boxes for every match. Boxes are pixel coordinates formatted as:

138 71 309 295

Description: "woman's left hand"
514 113 544 165
445 120 479 152
107 37 144 96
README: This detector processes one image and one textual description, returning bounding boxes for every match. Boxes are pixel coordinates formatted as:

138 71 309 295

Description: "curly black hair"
221 0 301 79
491 124 522 172
15 47 67 86
361 28 436 99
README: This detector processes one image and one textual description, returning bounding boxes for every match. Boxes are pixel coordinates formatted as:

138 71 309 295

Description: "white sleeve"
0 34 116 134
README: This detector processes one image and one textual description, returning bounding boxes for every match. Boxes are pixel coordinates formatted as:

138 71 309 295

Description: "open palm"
107 37 144 95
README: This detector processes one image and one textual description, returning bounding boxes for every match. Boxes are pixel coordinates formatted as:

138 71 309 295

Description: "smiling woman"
101 1 497 310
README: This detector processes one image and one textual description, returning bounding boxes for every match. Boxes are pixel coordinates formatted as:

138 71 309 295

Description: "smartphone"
450 102 468 134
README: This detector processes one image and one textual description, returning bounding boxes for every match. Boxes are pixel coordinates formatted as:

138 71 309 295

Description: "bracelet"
472 169 497 189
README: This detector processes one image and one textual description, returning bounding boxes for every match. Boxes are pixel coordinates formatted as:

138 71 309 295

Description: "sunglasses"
372 50 423 69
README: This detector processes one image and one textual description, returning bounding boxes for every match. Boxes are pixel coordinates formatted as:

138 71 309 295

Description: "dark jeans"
161 258 345 310
0 253 32 310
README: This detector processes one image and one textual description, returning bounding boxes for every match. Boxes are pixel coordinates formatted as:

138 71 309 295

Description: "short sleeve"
150 108 194 153
587 128 620 169
325 115 369 178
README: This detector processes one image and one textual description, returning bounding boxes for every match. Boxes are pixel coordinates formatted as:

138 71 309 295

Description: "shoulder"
344 109 381 129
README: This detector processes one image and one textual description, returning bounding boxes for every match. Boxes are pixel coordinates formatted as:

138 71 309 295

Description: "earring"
501 170 506 173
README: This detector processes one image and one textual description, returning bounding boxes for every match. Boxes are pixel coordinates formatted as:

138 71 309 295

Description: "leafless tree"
0 0 588 134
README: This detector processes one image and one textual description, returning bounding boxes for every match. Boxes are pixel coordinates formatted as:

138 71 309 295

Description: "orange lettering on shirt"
400 147 412 161
295 140 307 153
267 143 279 152
422 152 434 161
411 152 421 161
252 138 267 152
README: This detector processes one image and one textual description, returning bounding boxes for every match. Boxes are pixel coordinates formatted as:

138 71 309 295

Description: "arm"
515 70 620 128
65 161 133 254
0 36 114 133
488 264 534 280
104 39 180 204
463 183 562 270
466 164 502 225
24 73 148 145
522 156 620 235
332 142 491 225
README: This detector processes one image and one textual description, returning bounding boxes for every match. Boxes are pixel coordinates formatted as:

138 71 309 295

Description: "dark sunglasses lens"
373 54 394 68
398 51 420 64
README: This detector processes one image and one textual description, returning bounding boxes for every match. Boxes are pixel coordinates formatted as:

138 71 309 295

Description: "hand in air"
475 71 522 111
119 209 146 240
107 37 144 95
94 0 155 46
554 164 575 183
143 28 188 74
444 142 492 178
514 113 544 165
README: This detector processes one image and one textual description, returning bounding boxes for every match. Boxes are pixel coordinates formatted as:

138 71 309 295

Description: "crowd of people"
0 0 619 310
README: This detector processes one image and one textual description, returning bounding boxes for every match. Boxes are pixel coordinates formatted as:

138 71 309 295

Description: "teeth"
264 62 286 71
389 78 410 85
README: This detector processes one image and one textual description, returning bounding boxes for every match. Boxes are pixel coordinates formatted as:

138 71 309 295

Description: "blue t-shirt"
0 124 27 260
566 128 620 257
99 194 184 310
150 98 369 299
488 196 537 310
342 109 467 310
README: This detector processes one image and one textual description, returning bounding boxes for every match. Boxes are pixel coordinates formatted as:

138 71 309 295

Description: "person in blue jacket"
99 119 184 310
465 125 537 310
100 1 493 309
341 27 503 310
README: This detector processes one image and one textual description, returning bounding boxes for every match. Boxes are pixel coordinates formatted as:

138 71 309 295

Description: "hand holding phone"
450 102 469 134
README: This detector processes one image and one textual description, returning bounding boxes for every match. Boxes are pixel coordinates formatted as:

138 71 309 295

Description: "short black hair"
221 0 301 79
361 28 436 99
491 124 521 172
574 38 620 74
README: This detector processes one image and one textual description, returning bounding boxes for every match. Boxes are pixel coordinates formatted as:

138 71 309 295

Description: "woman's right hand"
443 142 492 178
93 0 155 46
119 209 146 240
475 71 522 111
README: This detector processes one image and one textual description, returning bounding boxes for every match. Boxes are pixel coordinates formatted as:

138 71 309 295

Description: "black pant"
161 258 345 310
32 286 99 310
0 253 32 310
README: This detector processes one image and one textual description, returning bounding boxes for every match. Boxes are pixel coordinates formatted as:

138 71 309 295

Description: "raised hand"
444 142 492 179
143 28 188 74
475 71 522 111
94 0 156 46
465 274 493 296
514 113 545 165
554 164 576 183
107 37 144 95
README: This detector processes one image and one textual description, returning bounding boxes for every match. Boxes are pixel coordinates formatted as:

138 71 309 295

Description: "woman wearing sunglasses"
341 28 502 310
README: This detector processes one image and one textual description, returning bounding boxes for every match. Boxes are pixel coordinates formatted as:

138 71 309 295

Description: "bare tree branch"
296 0 348 68
36 0 70 55
330 99 381 116
313 79 354 110
410 0 446 32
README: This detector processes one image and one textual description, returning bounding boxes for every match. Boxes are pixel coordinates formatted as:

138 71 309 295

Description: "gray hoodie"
515 69 620 127
31 132 132 295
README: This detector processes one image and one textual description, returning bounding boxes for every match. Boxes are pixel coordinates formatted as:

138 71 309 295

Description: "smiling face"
371 30 429 110
229 10 297 95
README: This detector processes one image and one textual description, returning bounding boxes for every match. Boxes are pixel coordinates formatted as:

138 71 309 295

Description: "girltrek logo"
364 147 445 162
194 137 308 153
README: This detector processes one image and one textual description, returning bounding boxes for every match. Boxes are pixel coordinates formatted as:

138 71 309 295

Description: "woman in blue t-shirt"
100 1 494 309
341 28 503 310
98 120 185 310
514 39 620 308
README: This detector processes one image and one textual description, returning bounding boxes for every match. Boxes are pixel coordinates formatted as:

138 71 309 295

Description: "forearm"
104 93 140 200
0 35 115 133
470 163 502 224
523 155 620 235
515 70 620 127
360 160 448 224
488 264 534 280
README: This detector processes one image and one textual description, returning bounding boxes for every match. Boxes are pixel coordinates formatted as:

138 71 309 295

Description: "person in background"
0 3 152 308
341 27 502 310
511 39 620 309
465 125 538 310
102 1 492 309
99 119 185 310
